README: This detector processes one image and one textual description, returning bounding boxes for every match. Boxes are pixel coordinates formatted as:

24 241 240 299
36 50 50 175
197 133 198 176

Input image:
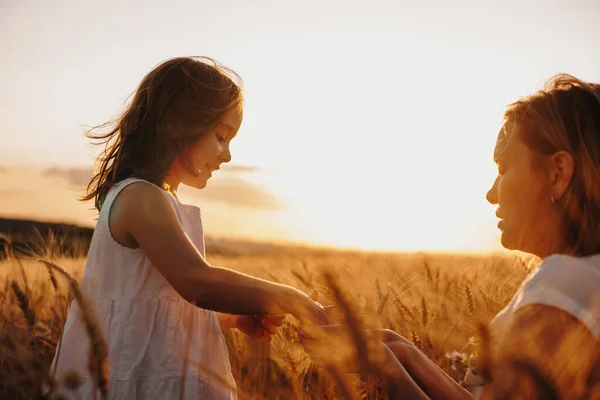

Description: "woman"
300 74 600 399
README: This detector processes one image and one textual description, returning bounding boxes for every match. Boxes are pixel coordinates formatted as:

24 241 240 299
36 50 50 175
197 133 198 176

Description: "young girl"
50 56 328 399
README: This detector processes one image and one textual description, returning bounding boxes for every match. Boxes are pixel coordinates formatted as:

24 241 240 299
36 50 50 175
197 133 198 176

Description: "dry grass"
0 242 539 399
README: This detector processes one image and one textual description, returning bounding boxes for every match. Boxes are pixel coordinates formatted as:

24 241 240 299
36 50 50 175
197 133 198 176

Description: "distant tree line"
0 218 94 259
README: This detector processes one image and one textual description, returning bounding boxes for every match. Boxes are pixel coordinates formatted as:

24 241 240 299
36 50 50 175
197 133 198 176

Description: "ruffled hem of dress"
54 374 237 400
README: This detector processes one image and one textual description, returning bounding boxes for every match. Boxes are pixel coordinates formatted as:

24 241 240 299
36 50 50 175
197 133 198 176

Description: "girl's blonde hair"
81 56 244 210
505 74 600 256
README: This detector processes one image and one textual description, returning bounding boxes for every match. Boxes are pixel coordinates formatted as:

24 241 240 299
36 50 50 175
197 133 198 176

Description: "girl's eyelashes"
216 131 227 142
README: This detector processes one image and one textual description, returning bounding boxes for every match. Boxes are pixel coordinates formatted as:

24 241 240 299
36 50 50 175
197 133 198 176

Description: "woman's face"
486 121 558 257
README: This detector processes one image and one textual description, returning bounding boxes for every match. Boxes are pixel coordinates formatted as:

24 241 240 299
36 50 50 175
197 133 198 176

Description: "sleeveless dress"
463 253 600 398
50 178 237 399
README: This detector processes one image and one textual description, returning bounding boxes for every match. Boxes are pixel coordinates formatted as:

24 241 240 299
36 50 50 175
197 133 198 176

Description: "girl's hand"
290 289 331 326
234 314 285 343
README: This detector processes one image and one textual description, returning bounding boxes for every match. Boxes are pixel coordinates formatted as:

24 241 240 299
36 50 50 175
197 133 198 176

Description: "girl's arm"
112 182 326 324
216 313 236 330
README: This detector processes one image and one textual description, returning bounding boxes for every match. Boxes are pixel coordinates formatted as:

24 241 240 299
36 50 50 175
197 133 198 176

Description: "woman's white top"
51 178 237 399
464 253 600 398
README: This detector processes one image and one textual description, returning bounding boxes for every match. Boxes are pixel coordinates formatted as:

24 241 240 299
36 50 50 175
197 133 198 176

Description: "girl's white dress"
464 253 600 398
50 178 237 399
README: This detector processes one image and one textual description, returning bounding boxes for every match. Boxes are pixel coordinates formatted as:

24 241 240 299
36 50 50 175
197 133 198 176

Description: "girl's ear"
549 150 574 201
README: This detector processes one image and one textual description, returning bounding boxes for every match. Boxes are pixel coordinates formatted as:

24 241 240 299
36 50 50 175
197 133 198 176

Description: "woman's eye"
495 159 506 176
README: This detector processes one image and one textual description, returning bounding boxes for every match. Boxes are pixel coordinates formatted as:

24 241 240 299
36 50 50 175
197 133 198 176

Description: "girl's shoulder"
103 178 177 213
101 178 184 244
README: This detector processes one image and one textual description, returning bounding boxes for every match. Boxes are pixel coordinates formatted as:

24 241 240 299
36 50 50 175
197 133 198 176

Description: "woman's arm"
369 329 472 399
374 345 432 400
384 340 472 400
299 325 431 399
112 182 327 324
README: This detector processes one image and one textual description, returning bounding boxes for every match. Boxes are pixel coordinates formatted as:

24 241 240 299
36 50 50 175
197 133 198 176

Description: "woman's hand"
299 324 432 399
298 324 396 373
356 328 420 353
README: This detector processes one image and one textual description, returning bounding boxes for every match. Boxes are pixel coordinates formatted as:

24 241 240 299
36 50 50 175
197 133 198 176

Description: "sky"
1 0 600 252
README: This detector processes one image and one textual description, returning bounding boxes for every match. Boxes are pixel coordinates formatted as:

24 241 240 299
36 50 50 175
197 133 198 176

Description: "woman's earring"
551 195 556 204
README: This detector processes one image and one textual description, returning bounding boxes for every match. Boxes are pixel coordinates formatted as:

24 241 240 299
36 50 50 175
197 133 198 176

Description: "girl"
300 74 600 399
51 56 328 399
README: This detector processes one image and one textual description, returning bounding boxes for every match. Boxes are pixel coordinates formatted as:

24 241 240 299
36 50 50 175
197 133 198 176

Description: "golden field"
0 241 534 399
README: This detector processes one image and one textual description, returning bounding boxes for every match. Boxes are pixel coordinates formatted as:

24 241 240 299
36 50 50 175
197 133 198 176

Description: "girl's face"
173 108 242 190
486 121 558 257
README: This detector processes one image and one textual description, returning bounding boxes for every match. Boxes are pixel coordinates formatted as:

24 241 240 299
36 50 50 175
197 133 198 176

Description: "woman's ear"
549 150 574 201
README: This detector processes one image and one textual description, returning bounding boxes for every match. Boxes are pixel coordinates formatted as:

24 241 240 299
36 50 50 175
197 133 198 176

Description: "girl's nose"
221 145 232 163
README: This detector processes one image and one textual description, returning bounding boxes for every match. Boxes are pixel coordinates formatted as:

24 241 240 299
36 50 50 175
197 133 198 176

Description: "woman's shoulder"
514 253 600 337
525 253 600 287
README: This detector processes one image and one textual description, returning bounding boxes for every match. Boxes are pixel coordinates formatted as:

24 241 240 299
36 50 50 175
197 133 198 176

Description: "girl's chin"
191 179 208 189
182 176 209 190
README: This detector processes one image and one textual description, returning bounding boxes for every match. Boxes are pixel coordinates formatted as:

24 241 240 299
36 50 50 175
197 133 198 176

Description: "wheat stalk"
465 282 475 317
38 259 109 400
421 297 429 328
10 280 34 332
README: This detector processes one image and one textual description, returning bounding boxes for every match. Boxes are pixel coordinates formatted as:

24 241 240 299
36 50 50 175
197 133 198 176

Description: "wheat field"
0 243 534 399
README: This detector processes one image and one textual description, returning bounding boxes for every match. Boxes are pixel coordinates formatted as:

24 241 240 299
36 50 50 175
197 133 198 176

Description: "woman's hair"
504 74 600 256
81 56 244 211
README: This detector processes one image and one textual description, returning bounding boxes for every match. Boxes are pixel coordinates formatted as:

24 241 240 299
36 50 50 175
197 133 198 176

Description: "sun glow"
2 0 599 252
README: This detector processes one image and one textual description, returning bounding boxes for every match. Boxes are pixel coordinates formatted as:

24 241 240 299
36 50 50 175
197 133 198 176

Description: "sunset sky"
2 0 600 252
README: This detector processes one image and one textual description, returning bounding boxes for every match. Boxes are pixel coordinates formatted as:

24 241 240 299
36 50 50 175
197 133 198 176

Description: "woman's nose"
486 177 499 204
